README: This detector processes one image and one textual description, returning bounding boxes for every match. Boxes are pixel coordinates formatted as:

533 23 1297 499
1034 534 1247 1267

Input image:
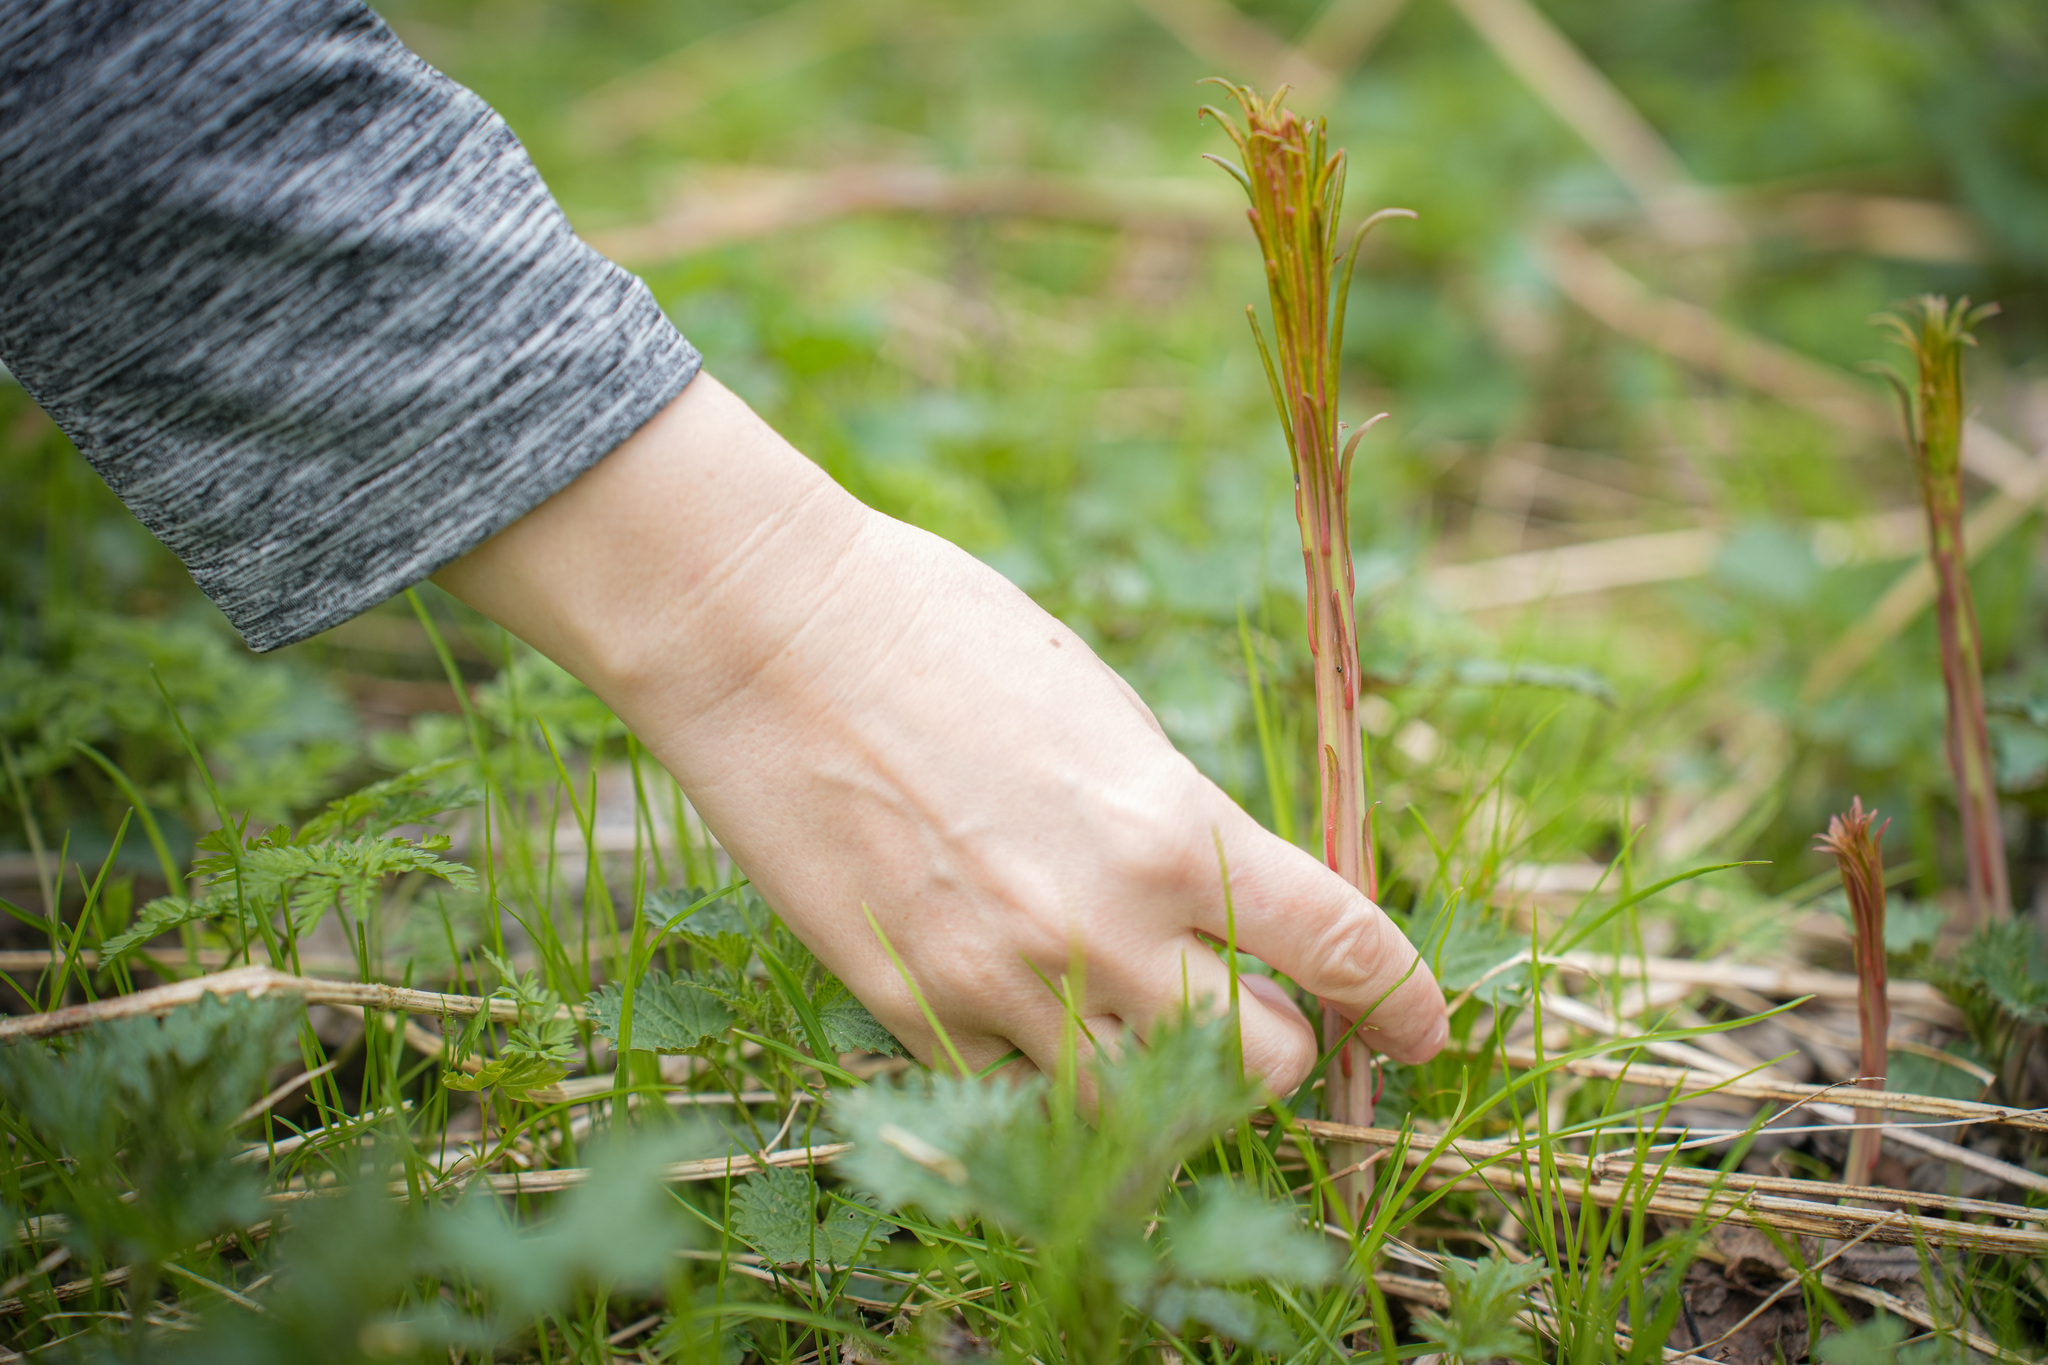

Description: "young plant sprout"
1202 83 1411 1154
1815 798 1890 1190
1876 296 2009 926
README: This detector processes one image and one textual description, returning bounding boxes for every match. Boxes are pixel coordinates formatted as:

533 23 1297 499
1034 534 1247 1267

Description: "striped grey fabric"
0 0 701 650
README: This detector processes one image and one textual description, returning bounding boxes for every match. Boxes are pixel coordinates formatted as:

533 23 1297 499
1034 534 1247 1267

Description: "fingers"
1051 939 1318 1096
1208 828 1449 1065
895 1027 1039 1084
1237 972 1319 1092
1138 941 1319 1094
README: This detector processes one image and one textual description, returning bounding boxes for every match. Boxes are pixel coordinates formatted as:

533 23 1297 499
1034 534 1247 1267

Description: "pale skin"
436 373 1448 1092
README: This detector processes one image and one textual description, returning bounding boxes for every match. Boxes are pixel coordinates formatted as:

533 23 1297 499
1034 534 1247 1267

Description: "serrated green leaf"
585 970 736 1054
1135 1283 1285 1351
1949 921 2048 1027
1432 913 1527 1005
1164 1182 1333 1286
659 890 766 969
442 1052 568 1101
816 979 905 1057
731 1167 885 1267
834 1014 1258 1237
1412 1254 1546 1362
678 894 767 940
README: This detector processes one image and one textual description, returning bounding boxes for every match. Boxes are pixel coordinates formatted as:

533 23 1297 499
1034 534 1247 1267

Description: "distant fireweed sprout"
1816 797 1890 1191
1202 82 1410 1146
1875 296 2009 926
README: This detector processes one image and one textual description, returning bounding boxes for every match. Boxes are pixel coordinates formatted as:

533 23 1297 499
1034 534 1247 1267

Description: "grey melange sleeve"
0 0 702 651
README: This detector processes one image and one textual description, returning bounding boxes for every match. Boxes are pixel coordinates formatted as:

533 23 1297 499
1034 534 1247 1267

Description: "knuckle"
1305 903 1391 999
1102 798 1212 897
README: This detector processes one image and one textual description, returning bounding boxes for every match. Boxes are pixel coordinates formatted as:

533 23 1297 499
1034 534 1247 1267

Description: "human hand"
436 374 1448 1091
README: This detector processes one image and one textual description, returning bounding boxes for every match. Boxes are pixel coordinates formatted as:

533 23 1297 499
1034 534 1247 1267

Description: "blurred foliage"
7 0 2039 907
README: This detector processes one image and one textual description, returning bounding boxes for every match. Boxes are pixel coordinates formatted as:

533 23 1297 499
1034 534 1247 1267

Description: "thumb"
1212 832 1449 1064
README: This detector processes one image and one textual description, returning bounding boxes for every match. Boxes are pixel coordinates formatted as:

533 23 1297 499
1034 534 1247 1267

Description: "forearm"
434 374 862 734
2 0 697 652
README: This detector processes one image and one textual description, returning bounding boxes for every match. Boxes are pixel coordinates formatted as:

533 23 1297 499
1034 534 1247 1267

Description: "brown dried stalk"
1292 1117 2048 1258
1815 798 1891 1190
1876 296 2009 926
1201 83 1410 1170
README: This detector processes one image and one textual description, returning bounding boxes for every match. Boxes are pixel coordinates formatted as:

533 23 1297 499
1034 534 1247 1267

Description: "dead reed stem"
0 965 575 1042
1476 1047 2048 1135
1292 1118 2048 1256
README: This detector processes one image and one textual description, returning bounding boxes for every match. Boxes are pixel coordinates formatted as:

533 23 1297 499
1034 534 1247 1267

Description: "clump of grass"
1201 81 1411 1145
1814 797 1890 1190
1874 296 2009 926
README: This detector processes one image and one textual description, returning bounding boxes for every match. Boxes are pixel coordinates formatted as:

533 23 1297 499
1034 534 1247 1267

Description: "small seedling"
1874 296 2008 926
1202 81 1411 1148
1815 797 1890 1189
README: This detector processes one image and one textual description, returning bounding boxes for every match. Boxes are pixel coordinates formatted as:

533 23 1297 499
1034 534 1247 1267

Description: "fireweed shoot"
2 25 2047 1365
1875 297 2010 928
1201 81 1410 1185
1814 799 1891 1192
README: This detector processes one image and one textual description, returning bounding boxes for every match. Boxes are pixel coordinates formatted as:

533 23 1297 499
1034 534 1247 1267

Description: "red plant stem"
1882 296 2008 926
1205 86 1405 1212
1816 799 1890 1191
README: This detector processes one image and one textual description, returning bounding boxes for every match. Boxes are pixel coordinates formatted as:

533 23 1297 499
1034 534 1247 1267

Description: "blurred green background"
7 0 2047 949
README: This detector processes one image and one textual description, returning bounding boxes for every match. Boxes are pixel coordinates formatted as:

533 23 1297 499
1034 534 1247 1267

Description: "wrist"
435 374 870 738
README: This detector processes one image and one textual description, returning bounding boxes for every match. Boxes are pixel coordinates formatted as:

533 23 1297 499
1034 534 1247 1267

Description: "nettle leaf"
1431 913 1528 1005
585 970 736 1054
1950 921 2048 1027
1136 1283 1286 1352
443 1052 568 1101
832 1071 1047 1226
1164 1181 1334 1286
838 1013 1261 1239
661 891 768 968
731 1167 886 1267
1412 1254 1545 1363
816 978 905 1057
1884 901 1947 956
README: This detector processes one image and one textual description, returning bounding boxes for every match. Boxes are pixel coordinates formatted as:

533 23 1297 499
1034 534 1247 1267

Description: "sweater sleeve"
0 0 701 651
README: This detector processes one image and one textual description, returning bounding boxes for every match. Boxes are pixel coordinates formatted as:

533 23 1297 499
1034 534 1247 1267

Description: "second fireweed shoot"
1202 82 1410 1147
1874 296 2009 926
1815 798 1891 1191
